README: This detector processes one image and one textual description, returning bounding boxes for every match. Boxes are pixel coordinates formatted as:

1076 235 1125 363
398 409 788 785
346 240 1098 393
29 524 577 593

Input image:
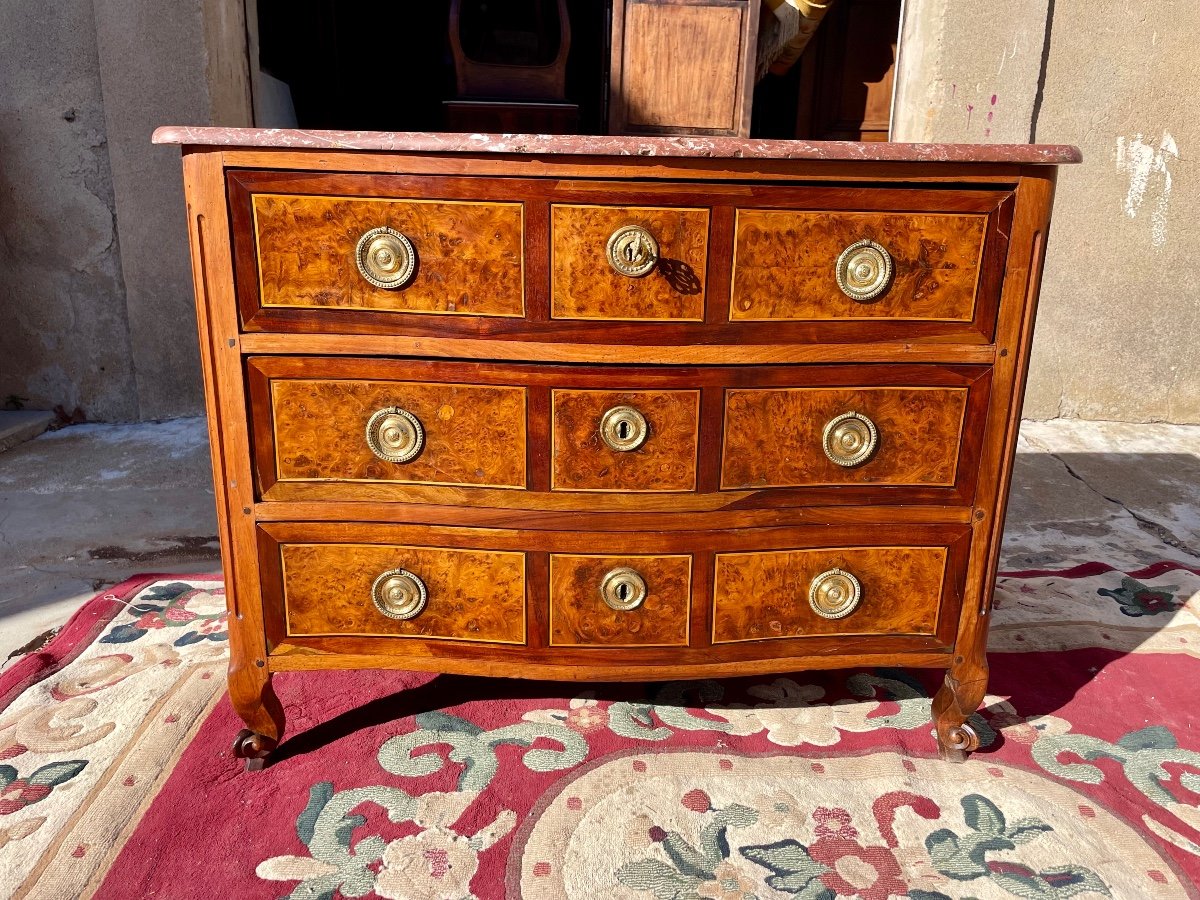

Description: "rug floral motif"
0 554 1197 899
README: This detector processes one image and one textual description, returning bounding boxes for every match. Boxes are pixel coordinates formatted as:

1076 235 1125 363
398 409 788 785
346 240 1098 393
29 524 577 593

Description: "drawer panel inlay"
271 378 527 488
712 546 948 643
551 204 708 320
550 554 691 647
551 389 700 492
731 210 987 322
281 542 527 643
253 194 524 317
721 386 968 489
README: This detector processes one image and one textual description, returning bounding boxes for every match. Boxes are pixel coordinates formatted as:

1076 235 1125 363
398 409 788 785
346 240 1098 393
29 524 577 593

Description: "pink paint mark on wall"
991 94 998 106
987 110 994 123
951 84 957 98
966 104 974 126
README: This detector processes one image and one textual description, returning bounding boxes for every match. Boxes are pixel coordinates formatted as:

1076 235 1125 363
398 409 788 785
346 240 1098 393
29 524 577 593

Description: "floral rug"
1 555 1198 899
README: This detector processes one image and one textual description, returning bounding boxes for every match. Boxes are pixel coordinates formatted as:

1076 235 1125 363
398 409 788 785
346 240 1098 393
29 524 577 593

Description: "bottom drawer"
712 546 948 644
260 521 969 661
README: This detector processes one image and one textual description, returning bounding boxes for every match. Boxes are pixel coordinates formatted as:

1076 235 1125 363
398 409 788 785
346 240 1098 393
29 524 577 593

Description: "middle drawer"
249 357 990 507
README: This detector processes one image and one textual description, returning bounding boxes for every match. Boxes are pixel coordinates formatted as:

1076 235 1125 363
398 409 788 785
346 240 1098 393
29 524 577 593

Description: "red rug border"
0 571 223 713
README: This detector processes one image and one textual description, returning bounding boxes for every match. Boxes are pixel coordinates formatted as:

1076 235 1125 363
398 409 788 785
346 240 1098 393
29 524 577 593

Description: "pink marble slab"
152 126 1081 165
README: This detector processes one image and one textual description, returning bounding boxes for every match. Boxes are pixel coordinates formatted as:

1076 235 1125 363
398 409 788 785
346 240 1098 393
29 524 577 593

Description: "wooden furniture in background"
794 0 901 140
445 0 579 133
154 126 1078 770
609 0 760 136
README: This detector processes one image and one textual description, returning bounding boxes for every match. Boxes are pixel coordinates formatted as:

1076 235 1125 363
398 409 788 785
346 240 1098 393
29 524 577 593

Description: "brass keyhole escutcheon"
606 225 659 277
822 411 878 468
600 566 648 611
356 226 416 289
600 405 649 452
371 568 428 620
366 407 425 464
835 239 893 302
808 568 862 619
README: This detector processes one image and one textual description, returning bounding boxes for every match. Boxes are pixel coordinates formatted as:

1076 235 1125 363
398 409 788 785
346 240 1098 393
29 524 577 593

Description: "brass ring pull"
600 405 649 452
835 239 893 301
371 568 428 620
822 411 878 468
356 226 416 289
600 566 647 611
366 407 425 464
809 568 862 619
606 225 659 277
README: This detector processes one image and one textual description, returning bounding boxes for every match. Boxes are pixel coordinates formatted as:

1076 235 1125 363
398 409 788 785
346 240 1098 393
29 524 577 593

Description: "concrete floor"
0 417 1196 670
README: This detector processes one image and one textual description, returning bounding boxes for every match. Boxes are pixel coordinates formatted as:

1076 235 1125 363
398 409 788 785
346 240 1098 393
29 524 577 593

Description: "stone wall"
894 0 1198 422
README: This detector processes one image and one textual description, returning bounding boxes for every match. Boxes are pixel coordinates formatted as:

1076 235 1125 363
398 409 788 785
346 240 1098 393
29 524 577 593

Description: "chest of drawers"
155 128 1078 769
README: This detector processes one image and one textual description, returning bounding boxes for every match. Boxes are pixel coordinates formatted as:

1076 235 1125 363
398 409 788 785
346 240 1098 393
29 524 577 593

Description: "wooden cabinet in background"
609 0 760 136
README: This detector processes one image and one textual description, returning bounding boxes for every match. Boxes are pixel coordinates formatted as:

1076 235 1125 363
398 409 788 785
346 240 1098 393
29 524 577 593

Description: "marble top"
152 127 1081 165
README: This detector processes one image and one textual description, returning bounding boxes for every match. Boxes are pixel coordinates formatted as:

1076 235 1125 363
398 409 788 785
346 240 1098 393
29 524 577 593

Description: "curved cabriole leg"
932 657 989 762
228 660 285 772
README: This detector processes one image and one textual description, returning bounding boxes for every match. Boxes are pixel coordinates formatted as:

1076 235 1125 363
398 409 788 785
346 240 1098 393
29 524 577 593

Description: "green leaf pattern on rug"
0 760 87 816
619 792 1108 900
1097 577 1183 618
1031 723 1200 833
378 710 588 791
99 583 227 647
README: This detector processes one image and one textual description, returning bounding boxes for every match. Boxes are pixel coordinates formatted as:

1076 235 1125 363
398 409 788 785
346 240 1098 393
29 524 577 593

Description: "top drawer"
230 171 1013 344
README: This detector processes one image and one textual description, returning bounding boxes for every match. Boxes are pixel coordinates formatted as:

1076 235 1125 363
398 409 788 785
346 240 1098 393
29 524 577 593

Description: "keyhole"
617 419 631 440
617 582 630 602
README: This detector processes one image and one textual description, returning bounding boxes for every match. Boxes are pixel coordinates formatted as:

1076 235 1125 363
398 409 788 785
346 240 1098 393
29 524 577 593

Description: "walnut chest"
155 127 1079 768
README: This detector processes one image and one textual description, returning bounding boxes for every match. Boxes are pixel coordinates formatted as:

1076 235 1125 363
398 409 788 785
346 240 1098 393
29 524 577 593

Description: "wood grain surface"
712 545 948 643
269 378 527 488
280 542 526 643
551 389 700 492
550 204 708 320
253 194 524 316
721 386 969 489
549 553 691 646
731 210 987 321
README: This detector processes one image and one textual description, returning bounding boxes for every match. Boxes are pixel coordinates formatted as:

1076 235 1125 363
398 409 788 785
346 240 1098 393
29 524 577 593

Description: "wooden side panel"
550 205 708 320
253 194 524 316
551 389 700 492
270 379 527 488
722 386 968 489
281 542 526 643
731 210 986 321
549 554 691 647
712 545 947 643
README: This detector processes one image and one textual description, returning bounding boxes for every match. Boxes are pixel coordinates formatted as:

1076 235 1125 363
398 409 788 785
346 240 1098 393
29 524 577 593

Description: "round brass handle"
600 566 647 611
356 226 416 289
835 239 893 301
808 568 862 620
606 225 659 278
822 411 878 468
366 407 425 464
371 568 428 620
600 405 649 452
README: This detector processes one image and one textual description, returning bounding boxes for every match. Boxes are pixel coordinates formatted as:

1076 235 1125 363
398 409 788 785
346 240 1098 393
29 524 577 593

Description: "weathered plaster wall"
0 0 138 420
894 0 1198 423
0 0 250 422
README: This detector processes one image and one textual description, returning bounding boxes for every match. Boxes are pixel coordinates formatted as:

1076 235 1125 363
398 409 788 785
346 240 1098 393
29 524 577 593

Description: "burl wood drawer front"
266 375 526 489
731 210 987 322
549 554 691 647
722 386 969 490
280 542 526 643
712 545 949 643
551 389 700 492
550 204 708 320
251 193 524 317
